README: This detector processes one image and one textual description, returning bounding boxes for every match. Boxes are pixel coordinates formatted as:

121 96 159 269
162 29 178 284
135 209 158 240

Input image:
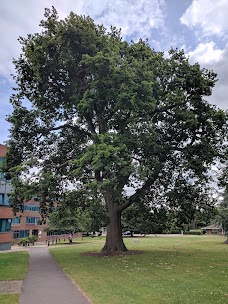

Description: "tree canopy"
5 7 227 253
47 190 106 233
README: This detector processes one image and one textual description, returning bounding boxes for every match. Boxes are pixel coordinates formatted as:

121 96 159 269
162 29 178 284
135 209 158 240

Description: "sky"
0 0 228 145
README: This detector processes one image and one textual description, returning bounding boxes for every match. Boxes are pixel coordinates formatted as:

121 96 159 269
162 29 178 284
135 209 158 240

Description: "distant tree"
122 201 171 235
165 179 217 230
215 162 228 243
48 190 106 233
214 191 228 243
5 7 227 253
48 206 91 233
122 182 217 235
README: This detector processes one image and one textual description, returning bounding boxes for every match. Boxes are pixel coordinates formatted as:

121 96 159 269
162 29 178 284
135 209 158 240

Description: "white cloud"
0 0 83 80
188 42 224 65
82 0 166 39
0 0 166 81
180 0 228 37
189 42 228 109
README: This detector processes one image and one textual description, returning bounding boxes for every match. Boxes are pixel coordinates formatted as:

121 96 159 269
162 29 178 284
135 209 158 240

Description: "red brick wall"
0 232 13 243
0 206 14 219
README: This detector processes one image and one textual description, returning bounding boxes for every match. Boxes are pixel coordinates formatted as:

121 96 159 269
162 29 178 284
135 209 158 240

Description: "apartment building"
0 144 49 248
11 199 49 242
0 144 78 247
0 144 14 250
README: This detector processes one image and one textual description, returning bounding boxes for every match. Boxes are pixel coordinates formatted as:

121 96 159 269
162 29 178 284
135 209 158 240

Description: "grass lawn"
0 252 29 304
0 294 19 304
0 251 29 280
50 236 228 304
47 236 105 246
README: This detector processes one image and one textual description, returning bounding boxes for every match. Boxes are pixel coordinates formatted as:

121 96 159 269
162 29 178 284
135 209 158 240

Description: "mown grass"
50 236 228 304
0 294 19 304
48 236 105 246
0 252 29 304
0 252 29 280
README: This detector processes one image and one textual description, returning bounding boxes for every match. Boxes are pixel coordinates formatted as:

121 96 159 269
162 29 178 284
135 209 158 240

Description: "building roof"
0 144 7 157
201 224 222 230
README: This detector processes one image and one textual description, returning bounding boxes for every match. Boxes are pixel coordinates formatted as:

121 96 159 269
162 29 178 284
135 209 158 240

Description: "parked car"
81 232 92 237
122 230 132 236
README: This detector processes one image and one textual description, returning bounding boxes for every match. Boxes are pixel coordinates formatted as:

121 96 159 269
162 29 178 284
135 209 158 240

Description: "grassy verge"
0 252 29 304
0 294 19 304
50 236 228 304
0 252 29 280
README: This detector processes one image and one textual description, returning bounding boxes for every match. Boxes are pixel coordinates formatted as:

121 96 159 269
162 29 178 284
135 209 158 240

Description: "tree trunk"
102 200 127 253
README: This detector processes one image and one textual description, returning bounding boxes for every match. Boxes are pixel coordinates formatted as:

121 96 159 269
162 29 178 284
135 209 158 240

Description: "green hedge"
183 231 202 235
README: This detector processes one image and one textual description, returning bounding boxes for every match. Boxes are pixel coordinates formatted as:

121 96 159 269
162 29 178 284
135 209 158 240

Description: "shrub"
28 235 38 244
18 238 29 246
183 231 202 235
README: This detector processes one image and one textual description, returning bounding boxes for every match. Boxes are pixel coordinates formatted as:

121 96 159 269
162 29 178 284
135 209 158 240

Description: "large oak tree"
6 8 227 252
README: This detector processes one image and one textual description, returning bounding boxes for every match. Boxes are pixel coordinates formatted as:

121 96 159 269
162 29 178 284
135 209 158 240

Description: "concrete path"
20 247 91 304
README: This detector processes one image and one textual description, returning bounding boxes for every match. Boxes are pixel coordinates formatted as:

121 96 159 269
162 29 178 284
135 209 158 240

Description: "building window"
12 217 21 225
0 219 11 232
13 230 29 239
26 217 40 225
13 231 19 239
0 193 10 206
4 194 9 205
23 205 40 212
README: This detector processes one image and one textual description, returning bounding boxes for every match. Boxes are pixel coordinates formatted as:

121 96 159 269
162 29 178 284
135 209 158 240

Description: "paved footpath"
20 247 91 304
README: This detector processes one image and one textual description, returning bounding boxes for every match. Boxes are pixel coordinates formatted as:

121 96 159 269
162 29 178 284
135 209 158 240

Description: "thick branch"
95 105 106 134
119 177 154 212
119 153 169 213
151 101 186 116
85 114 96 134
95 170 102 182
56 159 72 169
21 123 92 138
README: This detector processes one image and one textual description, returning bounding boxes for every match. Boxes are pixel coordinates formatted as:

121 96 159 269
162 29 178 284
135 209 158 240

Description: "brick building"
0 144 51 247
11 199 49 243
11 200 80 243
0 144 80 248
0 144 14 250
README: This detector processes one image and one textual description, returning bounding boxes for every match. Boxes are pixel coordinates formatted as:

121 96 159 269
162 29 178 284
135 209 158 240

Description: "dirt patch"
82 250 143 257
0 280 22 294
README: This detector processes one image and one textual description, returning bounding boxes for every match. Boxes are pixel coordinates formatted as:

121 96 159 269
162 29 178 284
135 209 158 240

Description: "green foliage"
122 201 170 234
18 238 29 246
28 235 38 243
48 207 91 232
48 190 107 232
4 7 227 250
214 163 228 241
214 190 228 238
17 236 37 246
